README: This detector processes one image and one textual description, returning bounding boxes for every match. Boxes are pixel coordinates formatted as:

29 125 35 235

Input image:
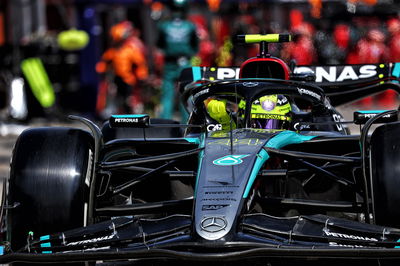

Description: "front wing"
2 213 400 264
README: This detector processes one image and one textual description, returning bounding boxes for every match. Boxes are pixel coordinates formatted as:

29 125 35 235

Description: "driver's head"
249 94 292 130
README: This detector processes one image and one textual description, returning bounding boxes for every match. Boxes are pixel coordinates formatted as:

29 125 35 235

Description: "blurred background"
0 0 399 124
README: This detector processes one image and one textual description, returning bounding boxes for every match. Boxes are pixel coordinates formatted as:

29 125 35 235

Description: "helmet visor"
250 118 285 130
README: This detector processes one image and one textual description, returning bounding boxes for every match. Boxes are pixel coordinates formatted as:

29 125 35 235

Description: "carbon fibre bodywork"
4 34 400 264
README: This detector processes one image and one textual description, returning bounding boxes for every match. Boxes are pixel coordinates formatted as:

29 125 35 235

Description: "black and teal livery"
4 34 400 264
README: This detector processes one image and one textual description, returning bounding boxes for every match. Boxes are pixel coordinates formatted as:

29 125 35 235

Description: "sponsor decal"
332 114 343 131
205 191 234 195
295 65 377 83
297 88 321 101
216 68 240 80
251 113 290 120
201 198 237 202
213 154 250 166
359 113 392 119
114 118 140 123
202 204 230 211
329 242 364 248
200 217 227 233
243 82 259 87
193 88 209 100
293 122 311 131
325 231 378 242
207 124 222 132
66 234 114 246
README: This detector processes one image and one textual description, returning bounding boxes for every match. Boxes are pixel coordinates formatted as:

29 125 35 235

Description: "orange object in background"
0 12 5 46
308 0 322 19
207 0 221 12
347 0 377 5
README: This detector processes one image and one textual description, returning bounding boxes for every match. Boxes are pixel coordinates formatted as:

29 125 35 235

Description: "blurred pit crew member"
96 20 149 116
157 0 199 122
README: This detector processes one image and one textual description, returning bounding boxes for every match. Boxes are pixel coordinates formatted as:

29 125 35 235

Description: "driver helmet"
248 94 292 130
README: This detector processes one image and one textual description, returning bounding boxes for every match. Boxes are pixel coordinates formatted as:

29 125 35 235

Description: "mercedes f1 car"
2 34 400 265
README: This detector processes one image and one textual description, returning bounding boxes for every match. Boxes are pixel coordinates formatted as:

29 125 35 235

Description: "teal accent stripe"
0 246 4 255
184 137 200 145
40 235 50 241
40 242 51 248
393 63 400 77
192 67 202 81
357 110 388 113
111 114 147 118
392 63 400 84
194 133 206 197
243 131 316 198
42 251 52 254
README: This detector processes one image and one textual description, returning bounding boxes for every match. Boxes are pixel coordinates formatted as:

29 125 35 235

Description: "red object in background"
282 30 316 65
348 0 377 5
198 34 216 66
351 29 388 64
388 18 400 62
289 10 303 31
388 33 400 61
0 12 4 46
333 24 350 49
349 28 396 108
189 14 216 66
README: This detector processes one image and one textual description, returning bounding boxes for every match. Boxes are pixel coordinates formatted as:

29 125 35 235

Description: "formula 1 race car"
2 34 400 265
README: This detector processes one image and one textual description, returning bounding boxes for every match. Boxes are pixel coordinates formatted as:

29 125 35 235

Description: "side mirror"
109 114 150 128
353 110 398 125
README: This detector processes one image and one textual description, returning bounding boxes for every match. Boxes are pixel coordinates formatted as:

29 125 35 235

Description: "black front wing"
3 213 400 264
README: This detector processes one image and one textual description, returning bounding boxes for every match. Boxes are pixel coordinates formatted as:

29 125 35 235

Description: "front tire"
7 127 93 251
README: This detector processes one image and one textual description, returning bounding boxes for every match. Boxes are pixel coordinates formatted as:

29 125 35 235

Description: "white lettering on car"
315 66 337 82
332 114 343 131
217 68 240 80
207 124 222 132
329 242 365 248
359 65 377 79
325 231 378 242
115 118 138 123
66 234 115 246
294 65 377 83
297 88 321 100
337 66 359 82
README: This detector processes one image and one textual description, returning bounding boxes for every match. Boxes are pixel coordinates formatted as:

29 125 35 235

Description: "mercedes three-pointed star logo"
243 82 259 87
200 217 227 233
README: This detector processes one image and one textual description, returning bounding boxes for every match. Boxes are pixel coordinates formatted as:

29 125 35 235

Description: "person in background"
96 20 149 117
348 28 391 107
157 0 199 122
388 17 400 62
281 22 317 65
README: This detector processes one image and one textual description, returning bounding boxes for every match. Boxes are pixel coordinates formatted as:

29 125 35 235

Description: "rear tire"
7 127 93 251
370 122 400 227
